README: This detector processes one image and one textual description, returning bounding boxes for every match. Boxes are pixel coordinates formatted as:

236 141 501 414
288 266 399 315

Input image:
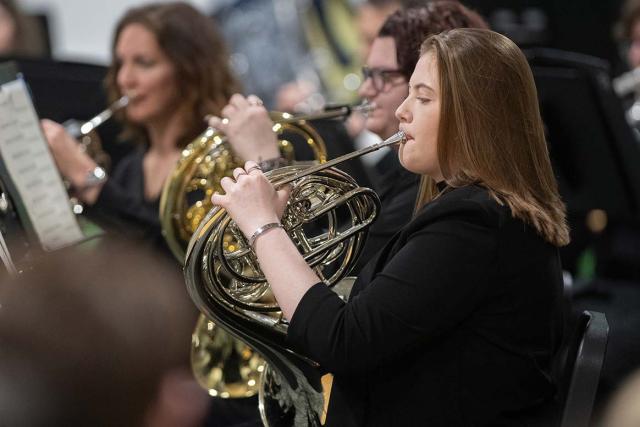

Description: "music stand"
0 61 102 274
0 56 130 165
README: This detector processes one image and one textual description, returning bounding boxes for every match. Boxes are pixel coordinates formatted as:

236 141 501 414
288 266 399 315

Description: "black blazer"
353 151 419 274
287 184 565 426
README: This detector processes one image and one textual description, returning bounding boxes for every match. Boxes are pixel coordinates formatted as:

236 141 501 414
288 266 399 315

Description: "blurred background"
6 0 629 71
2 0 640 425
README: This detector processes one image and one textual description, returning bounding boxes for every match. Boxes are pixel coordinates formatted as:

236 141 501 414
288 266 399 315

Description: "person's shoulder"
414 184 504 229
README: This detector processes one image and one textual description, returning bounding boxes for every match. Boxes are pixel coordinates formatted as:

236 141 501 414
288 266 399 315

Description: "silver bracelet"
248 222 284 248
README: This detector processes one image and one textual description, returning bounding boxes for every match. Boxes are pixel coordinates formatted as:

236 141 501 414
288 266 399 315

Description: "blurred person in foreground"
0 239 203 427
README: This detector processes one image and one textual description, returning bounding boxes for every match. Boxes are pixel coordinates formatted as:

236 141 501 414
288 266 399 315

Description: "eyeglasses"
362 66 405 93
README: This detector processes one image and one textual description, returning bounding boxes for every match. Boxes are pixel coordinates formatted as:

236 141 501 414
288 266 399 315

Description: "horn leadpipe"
276 100 375 124
273 130 406 188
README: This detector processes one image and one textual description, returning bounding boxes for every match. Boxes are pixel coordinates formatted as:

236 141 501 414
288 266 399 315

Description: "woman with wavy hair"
41 2 240 252
213 28 569 426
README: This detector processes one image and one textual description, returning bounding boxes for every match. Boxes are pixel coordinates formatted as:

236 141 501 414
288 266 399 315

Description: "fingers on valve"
207 115 222 128
211 191 223 205
219 176 235 192
233 167 248 180
277 185 292 202
247 95 264 107
244 161 262 174
229 93 251 110
221 104 236 120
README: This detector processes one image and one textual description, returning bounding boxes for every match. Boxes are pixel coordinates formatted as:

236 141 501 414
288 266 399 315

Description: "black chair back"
559 310 609 427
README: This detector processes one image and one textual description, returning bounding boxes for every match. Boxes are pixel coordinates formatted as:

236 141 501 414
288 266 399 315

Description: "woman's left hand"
41 119 97 188
211 161 291 239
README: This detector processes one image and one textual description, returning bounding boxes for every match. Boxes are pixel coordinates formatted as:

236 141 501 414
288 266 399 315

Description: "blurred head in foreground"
0 239 199 427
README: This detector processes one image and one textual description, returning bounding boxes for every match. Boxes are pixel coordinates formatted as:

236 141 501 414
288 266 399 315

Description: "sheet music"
0 229 17 276
0 78 84 251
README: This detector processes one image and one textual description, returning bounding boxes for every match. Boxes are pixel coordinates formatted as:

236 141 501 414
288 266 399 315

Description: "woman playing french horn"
212 2 490 277
40 2 253 257
212 28 570 426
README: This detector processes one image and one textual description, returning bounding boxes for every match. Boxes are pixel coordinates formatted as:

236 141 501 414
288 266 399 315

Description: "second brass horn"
160 112 328 263
184 131 406 425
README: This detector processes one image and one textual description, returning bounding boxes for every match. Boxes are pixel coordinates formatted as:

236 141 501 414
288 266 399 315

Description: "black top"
287 184 565 426
88 145 169 255
353 150 420 274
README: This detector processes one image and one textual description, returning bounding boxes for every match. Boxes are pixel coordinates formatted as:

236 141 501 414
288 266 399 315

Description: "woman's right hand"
212 161 290 241
41 119 99 191
207 94 279 163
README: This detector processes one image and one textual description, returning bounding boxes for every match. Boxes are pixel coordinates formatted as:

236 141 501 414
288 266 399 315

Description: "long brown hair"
105 2 240 148
416 28 569 247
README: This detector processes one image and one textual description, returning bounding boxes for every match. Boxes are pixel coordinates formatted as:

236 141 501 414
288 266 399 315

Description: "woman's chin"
398 144 407 167
399 145 421 173
125 111 149 125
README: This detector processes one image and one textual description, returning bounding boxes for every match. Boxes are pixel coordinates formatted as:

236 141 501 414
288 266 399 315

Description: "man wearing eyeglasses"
359 49 407 143
352 2 488 273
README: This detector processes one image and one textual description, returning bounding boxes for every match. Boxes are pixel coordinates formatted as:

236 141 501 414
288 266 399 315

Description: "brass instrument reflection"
185 131 406 425
162 101 374 402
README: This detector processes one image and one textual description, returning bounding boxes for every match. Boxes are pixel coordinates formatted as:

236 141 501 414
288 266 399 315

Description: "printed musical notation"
0 78 84 251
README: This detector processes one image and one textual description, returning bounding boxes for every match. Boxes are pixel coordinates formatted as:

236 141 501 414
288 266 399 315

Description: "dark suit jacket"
287 184 565 426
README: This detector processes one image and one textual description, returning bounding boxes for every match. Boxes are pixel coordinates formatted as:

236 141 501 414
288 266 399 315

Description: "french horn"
162 102 373 401
159 113 329 263
160 101 375 262
184 131 406 426
160 111 326 399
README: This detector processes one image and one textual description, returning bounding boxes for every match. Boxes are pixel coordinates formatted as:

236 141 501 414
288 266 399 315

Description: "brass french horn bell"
163 101 374 401
184 131 406 425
